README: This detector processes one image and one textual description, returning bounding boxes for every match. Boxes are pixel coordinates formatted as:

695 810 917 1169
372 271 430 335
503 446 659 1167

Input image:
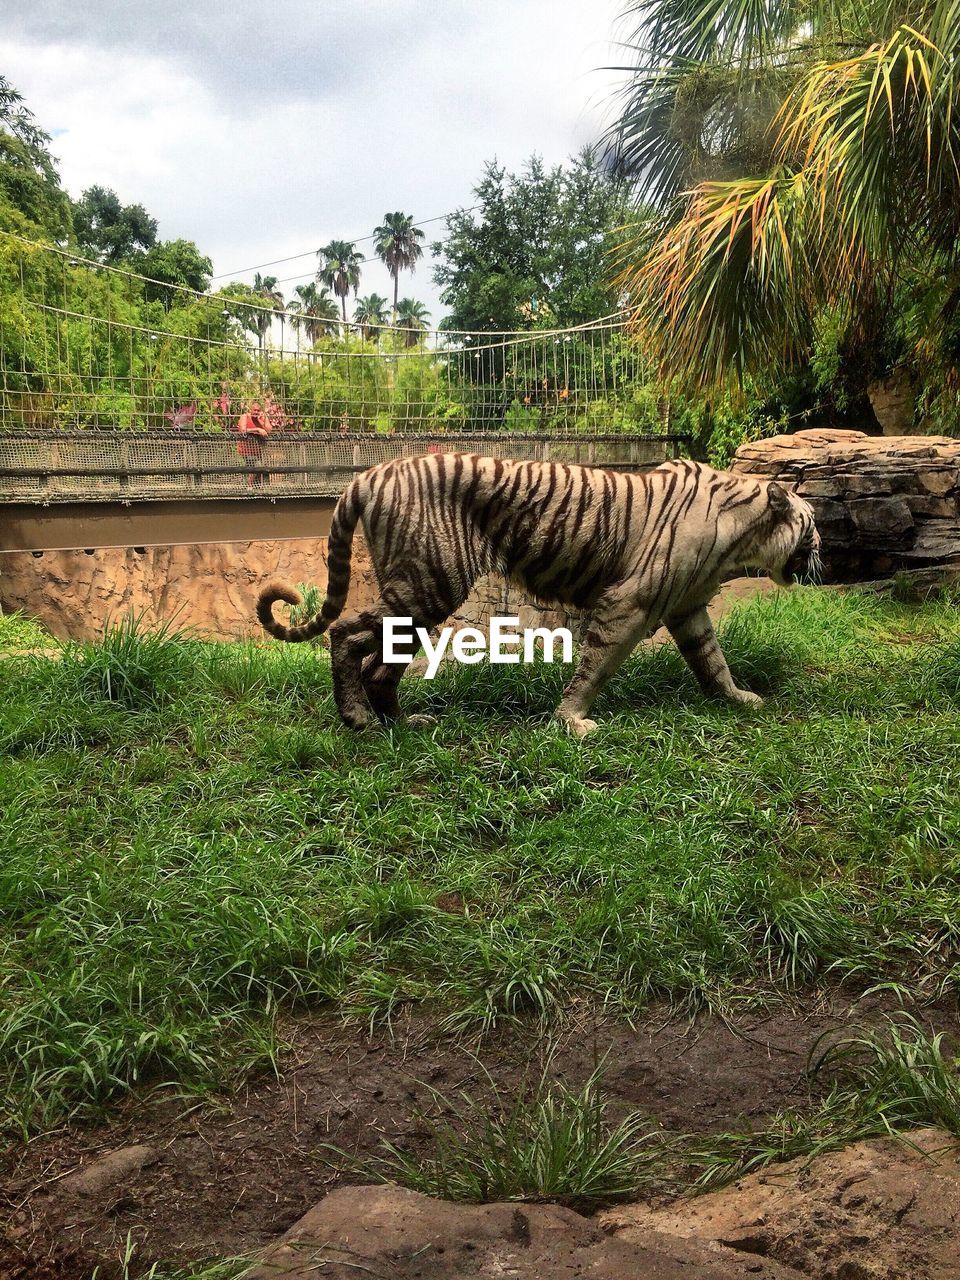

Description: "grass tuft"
371 1064 656 1211
812 1015 960 1135
57 613 198 710
682 1016 960 1190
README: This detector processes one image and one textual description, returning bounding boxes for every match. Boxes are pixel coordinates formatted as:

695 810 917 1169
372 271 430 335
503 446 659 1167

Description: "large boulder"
732 429 960 583
246 1183 804 1280
601 1127 960 1280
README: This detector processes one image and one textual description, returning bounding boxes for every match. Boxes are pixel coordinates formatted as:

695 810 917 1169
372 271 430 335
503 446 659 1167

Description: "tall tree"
140 239 213 307
72 185 158 263
354 292 389 339
0 74 71 236
317 240 363 327
373 212 425 321
395 298 430 347
433 150 627 334
289 282 339 343
610 0 960 428
250 272 284 351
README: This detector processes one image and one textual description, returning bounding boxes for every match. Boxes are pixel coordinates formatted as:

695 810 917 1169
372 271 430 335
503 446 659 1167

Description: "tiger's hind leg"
667 605 762 705
361 652 405 723
355 576 472 726
555 589 650 737
328 607 387 729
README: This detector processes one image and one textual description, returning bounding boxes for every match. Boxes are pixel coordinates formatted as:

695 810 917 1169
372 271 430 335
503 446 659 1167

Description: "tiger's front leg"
667 605 762 706
555 594 651 736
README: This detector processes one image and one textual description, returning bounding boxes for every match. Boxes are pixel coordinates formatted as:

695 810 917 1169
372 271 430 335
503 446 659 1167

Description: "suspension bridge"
0 232 689 553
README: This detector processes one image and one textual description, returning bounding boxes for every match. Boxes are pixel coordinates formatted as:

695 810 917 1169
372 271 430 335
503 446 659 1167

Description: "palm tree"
354 293 389 340
317 240 363 327
609 0 960 423
395 298 431 348
251 272 284 352
288 282 340 344
373 212 425 321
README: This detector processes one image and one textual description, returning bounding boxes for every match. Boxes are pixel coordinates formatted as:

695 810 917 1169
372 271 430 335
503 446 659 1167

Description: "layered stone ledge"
732 429 960 582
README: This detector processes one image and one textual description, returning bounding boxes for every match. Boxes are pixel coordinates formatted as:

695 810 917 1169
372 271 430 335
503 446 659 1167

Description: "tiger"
257 454 820 736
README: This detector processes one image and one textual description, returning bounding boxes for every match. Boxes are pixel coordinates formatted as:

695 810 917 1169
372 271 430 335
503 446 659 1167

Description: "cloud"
0 0 627 318
5 0 444 106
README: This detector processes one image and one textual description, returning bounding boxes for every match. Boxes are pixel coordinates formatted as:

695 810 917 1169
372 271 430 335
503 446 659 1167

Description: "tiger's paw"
405 713 438 728
728 688 763 707
339 706 377 731
556 713 598 737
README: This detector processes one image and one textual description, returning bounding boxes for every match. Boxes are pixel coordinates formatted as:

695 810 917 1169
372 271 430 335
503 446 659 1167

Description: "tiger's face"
764 483 822 587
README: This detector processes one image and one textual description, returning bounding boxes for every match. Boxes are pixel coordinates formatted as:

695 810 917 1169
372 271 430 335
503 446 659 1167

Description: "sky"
1 0 631 326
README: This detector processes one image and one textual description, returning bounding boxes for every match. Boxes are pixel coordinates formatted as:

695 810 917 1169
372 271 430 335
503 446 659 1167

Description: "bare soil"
2 990 951 1279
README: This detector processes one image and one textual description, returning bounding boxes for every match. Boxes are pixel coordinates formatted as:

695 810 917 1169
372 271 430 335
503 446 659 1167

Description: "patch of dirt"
600 1127 960 1280
0 992 950 1279
246 1182 807 1279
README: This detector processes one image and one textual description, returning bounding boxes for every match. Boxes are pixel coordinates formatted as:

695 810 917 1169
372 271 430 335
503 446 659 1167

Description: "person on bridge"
234 403 272 486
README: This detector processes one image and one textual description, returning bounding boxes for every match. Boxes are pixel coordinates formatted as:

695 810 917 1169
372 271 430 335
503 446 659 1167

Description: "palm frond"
777 22 960 266
618 170 820 386
618 0 812 65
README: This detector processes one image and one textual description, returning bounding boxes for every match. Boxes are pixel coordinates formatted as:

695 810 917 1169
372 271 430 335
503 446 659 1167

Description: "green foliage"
433 149 628 335
372 1065 656 1211
611 0 960 429
395 296 430 346
0 73 710 442
260 338 468 432
318 239 363 324
140 239 213 305
72 185 158 264
290 282 339 342
0 75 71 238
57 613 198 710
354 292 389 336
0 610 53 653
813 1017 960 1136
684 1016 960 1191
374 211 425 315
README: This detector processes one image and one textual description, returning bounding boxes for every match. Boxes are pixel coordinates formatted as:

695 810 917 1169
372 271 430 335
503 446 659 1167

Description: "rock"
866 371 917 435
247 1184 805 1280
919 470 957 496
600 1128 960 1280
733 430 960 582
847 497 915 542
0 536 581 645
56 1144 157 1199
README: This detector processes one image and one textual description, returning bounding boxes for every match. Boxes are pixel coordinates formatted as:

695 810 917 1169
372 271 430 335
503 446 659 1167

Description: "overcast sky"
1 1 630 325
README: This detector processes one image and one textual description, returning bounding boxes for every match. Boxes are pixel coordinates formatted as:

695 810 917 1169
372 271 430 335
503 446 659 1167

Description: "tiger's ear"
768 482 792 520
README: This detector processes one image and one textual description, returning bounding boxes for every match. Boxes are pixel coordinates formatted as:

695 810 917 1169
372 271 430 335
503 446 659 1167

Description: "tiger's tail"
256 479 363 642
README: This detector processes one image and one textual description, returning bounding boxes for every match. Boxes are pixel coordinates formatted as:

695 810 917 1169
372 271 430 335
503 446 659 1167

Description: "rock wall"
733 428 960 582
0 534 583 644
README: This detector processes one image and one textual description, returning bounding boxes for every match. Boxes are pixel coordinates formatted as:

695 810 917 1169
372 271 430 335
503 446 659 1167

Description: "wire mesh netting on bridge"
0 231 673 437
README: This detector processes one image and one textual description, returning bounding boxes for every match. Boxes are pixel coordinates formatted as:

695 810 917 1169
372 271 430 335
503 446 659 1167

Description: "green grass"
0 608 55 653
680 1014 960 1190
95 1238 250 1280
1 587 960 1133
370 1063 657 1211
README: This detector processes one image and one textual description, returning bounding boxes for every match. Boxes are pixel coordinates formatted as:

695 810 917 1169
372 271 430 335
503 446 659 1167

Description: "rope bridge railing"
0 231 670 437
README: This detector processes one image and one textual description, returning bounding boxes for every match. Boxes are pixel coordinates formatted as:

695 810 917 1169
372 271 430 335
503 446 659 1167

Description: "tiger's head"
761 481 822 587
